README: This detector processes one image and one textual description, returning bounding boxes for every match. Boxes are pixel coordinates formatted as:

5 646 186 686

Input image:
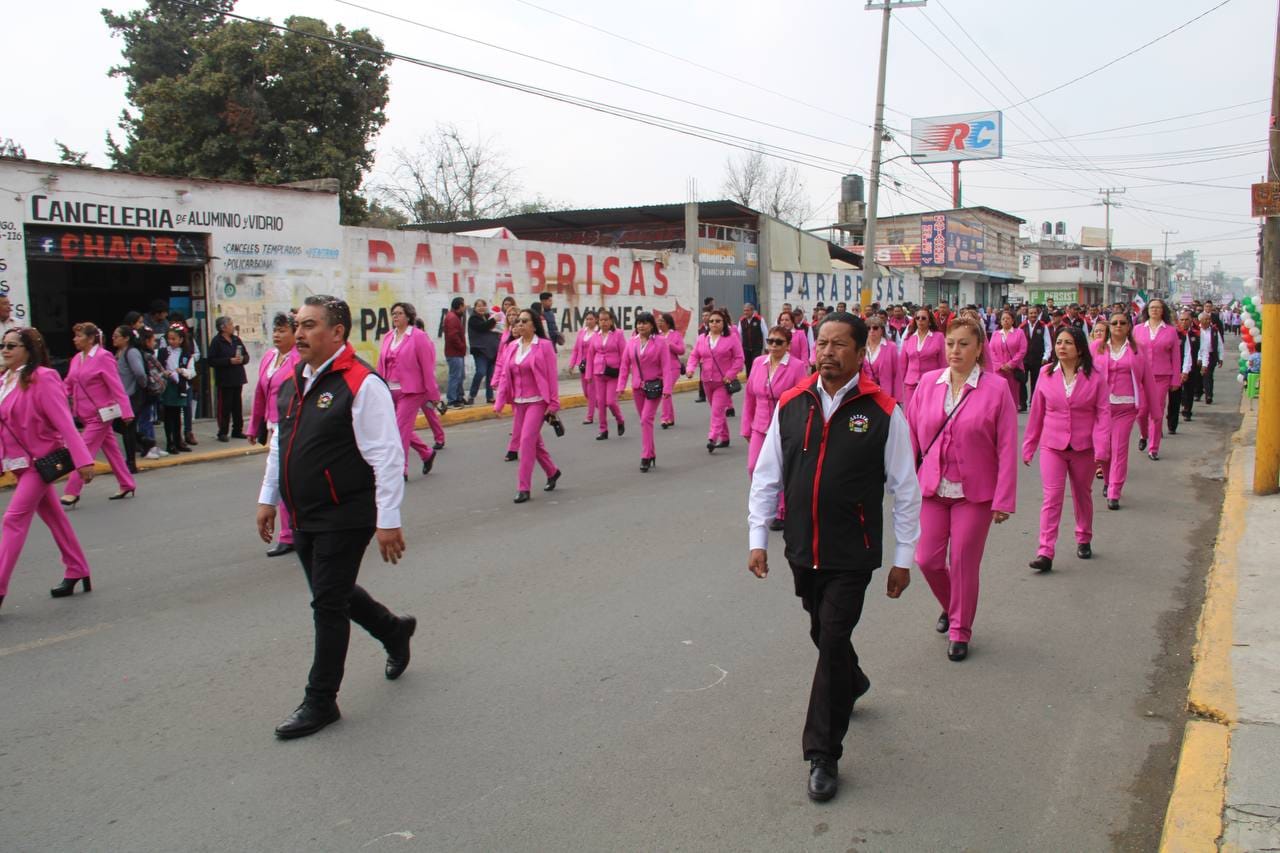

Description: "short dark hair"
1047 324 1095 377
539 291 553 301
149 299 169 314
303 294 353 340
272 311 296 331
391 301 417 324
635 311 656 332
450 296 466 311
817 311 869 348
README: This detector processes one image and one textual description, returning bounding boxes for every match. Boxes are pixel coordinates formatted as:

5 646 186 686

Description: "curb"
1 378 708 488
1158 395 1252 852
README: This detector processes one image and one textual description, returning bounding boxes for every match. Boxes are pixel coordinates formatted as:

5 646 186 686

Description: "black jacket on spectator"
468 311 501 361
207 333 250 387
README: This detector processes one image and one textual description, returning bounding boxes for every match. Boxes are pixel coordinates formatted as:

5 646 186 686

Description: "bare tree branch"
721 148 813 226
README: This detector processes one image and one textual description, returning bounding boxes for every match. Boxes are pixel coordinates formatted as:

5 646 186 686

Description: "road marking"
0 622 112 658
1160 721 1230 852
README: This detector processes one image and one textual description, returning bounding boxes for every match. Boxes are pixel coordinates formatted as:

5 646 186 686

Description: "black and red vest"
276 344 380 533
775 372 897 572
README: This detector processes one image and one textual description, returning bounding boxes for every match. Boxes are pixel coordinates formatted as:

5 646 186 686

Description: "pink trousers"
418 401 446 445
580 372 595 422
64 420 135 497
393 391 434 474
1105 404 1138 501
593 376 624 433
1001 371 1020 409
916 496 994 643
1037 447 1094 559
0 470 92 596
512 401 557 491
703 381 731 442
633 393 659 458
1145 375 1174 454
661 391 675 425
902 383 918 411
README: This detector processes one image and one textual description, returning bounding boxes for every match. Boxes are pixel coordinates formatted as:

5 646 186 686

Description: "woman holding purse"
1095 311 1149 511
1023 325 1111 573
494 309 562 503
906 317 1018 662
61 322 136 507
587 308 626 440
685 308 744 453
617 312 673 472
570 310 599 425
656 312 685 429
0 327 97 609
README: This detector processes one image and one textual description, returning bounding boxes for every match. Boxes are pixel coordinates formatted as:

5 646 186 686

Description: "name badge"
98 403 123 423
387 381 402 391
3 457 29 472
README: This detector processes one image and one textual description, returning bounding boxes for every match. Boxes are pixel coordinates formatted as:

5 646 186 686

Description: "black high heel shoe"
596 431 609 441
504 451 519 462
544 470 561 491
50 577 92 598
617 422 626 436
706 439 717 454
640 457 652 472
513 491 531 504
60 495 80 509
107 489 135 501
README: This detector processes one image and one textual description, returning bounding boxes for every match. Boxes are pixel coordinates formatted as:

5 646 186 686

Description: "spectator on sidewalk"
112 324 146 473
143 299 169 335
468 298 500 404
443 297 468 407
157 325 195 455
0 296 17 337
169 310 200 447
538 292 565 350
207 317 250 442
136 327 165 459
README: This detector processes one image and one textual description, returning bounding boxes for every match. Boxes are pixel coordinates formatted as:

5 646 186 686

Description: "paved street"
0 393 1241 852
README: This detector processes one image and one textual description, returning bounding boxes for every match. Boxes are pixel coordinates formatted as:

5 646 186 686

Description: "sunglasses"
1 342 23 350
766 338 787 346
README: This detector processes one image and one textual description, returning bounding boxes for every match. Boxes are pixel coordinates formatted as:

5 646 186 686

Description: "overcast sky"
3 0 1271 279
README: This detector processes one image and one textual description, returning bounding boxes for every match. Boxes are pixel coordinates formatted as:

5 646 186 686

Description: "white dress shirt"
747 371 922 568
258 348 405 528
1199 327 1224 369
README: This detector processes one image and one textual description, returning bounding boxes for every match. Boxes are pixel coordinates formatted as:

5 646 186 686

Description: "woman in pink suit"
570 310 599 425
0 327 97 609
777 311 809 366
906 317 1017 662
617 312 674 472
494 309 562 503
861 316 901 401
685 308 744 453
1094 311 1149 511
377 302 438 480
898 307 945 409
656 311 685 429
248 312 300 556
61 322 135 507
494 306 522 462
1137 298 1184 461
742 326 807 531
587 308 627 440
1023 324 1111 573
988 309 1028 408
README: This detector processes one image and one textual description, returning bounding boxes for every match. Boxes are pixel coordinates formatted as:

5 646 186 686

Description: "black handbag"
545 412 565 437
709 343 742 395
603 365 620 379
634 348 663 400
0 416 75 484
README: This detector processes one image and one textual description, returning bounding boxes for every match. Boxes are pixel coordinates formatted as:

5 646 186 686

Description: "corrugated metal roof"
401 199 760 233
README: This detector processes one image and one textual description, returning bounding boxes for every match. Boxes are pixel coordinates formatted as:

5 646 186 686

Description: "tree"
56 142 89 166
1174 249 1198 275
102 3 391 223
722 149 814 226
0 137 26 159
359 198 410 230
377 124 563 222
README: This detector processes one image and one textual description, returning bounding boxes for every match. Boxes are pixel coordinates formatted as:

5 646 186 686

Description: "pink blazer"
685 333 744 384
249 347 300 437
377 328 441 398
588 330 626 376
741 354 808 437
0 367 94 470
64 346 135 423
570 327 597 370
1094 340 1150 422
899 331 946 387
906 368 1019 512
494 337 560 412
1022 364 1111 463
618 335 674 396
988 328 1028 376
862 340 901 401
1139 322 1183 385
787 331 810 365
491 332 519 395
662 330 686 386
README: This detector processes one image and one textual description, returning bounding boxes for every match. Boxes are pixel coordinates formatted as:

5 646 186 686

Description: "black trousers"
743 349 762 377
293 527 400 703
162 404 184 450
1202 365 1216 403
1169 386 1185 431
216 385 244 437
791 564 873 762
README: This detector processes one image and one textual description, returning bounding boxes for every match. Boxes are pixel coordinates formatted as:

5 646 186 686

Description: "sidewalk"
1 376 704 487
1160 397 1280 851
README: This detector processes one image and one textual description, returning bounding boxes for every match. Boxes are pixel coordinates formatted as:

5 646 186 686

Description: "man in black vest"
256 295 415 740
746 312 921 803
1197 311 1224 405
738 303 764 377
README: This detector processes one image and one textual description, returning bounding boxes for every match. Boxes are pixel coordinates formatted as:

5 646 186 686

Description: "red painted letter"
369 239 396 273
452 245 479 293
526 251 546 290
628 261 646 295
653 261 669 296
556 253 576 294
601 256 620 295
495 249 514 294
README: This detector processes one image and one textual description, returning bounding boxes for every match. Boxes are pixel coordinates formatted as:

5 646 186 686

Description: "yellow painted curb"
1159 720 1230 852
1159 395 1252 852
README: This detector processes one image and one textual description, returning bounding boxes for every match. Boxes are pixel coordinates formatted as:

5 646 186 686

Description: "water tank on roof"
1055 221 1067 235
1041 221 1052 235
842 174 864 203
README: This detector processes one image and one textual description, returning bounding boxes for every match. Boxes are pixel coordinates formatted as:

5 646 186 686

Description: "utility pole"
861 0 926 310
1162 230 1178 298
1099 188 1125 307
1256 0 1280 495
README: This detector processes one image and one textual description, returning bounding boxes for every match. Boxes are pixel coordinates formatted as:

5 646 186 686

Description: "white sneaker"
144 448 161 459
156 448 169 457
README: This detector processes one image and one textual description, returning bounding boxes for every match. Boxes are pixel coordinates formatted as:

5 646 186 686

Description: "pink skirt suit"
661 330 686 426
1138 322 1185 456
685 333 744 445
0 367 96 598
494 338 560 492
63 345 136 499
898 331 946 410
1022 364 1111 560
587 330 627 435
1095 341 1149 503
377 327 438 474
988 328 1028 408
248 347 300 542
906 368 1018 644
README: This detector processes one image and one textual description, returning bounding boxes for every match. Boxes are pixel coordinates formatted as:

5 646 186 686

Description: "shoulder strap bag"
915 383 974 471
709 340 742 394
634 342 663 400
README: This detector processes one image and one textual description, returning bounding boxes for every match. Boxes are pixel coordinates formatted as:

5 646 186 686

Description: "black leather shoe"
640 457 652 472
807 758 838 802
706 439 716 454
384 616 416 680
230 432 248 440
596 431 609 441
935 612 949 634
947 641 969 662
1029 555 1053 573
1138 438 1147 452
617 422 626 436
216 435 230 443
274 701 340 739
544 470 561 491
1107 499 1119 511
851 670 870 712
504 451 518 462
50 576 92 598
514 491 531 504
422 455 434 476
726 407 736 417
1182 413 1192 422
1077 543 1092 559
1148 451 1159 461
433 441 445 451
716 440 731 449
768 517 785 531
266 542 295 558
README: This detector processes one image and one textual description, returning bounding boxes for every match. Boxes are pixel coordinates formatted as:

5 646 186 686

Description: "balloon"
1240 342 1250 356
1238 374 1246 384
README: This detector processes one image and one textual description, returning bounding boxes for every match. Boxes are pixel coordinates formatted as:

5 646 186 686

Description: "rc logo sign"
911 111 1003 164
